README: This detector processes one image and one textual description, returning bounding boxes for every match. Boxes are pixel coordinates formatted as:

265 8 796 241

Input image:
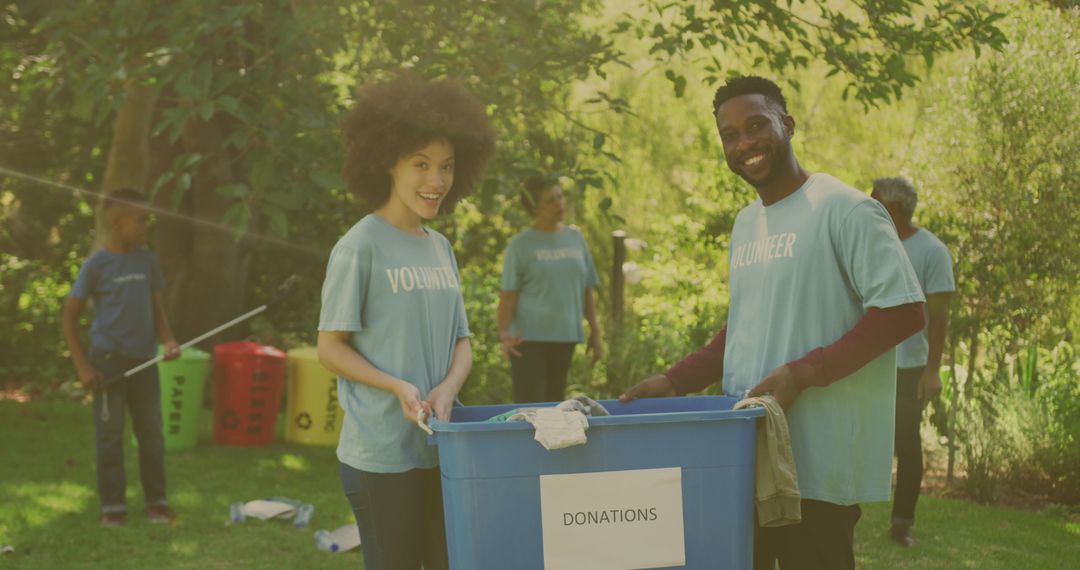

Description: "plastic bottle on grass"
229 502 246 524
293 503 314 529
314 529 339 552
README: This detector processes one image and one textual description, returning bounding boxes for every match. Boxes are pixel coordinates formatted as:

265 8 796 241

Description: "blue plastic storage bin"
429 395 763 569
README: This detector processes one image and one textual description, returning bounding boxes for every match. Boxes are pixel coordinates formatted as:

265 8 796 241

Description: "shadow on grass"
1 400 362 569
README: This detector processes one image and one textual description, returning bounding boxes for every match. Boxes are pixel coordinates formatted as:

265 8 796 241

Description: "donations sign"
539 467 685 569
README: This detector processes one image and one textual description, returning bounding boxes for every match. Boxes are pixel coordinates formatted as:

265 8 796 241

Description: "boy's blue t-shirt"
69 248 165 360
500 226 599 343
318 214 470 473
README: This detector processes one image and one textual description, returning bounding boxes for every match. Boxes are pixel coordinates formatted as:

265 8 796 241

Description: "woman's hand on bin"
426 382 456 422
394 380 431 424
618 374 675 402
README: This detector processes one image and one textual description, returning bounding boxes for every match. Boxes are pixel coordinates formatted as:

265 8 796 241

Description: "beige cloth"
508 407 590 450
734 395 801 527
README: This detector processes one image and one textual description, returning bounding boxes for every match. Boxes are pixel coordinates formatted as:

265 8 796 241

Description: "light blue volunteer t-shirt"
501 226 599 343
318 214 470 473
896 228 955 369
69 248 165 360
724 173 924 506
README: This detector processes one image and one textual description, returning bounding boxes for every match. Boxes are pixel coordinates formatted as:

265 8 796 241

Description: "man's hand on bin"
426 382 456 422
748 365 801 411
618 374 676 402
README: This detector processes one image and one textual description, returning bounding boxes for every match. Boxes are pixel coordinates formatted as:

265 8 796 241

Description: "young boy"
62 188 180 527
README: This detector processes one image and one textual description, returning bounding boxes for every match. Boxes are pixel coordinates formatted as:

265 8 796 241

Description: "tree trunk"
94 80 157 251
147 125 191 322
165 115 251 346
948 328 980 484
946 339 958 484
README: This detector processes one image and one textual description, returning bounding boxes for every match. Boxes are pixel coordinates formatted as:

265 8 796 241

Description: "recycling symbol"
295 412 313 430
221 409 240 430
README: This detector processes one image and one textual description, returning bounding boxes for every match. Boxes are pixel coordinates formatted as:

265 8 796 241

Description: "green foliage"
1 1 1074 508
625 0 1009 107
30 0 346 217
0 255 80 389
912 3 1080 342
938 333 1080 504
1032 342 1080 501
893 3 1080 501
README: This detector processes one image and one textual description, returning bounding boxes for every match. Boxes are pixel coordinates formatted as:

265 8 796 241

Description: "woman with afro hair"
317 72 495 569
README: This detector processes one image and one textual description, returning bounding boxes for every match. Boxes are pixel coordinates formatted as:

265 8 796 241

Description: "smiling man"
620 76 927 569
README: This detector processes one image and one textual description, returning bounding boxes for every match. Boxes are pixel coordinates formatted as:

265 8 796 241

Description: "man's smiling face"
715 93 795 189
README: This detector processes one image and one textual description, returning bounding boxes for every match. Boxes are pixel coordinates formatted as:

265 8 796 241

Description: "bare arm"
62 296 101 388
619 327 726 402
919 292 951 401
584 287 602 363
317 330 429 422
427 337 473 421
151 291 180 359
497 290 523 358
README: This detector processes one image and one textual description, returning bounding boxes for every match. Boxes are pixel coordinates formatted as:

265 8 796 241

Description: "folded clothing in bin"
484 396 610 450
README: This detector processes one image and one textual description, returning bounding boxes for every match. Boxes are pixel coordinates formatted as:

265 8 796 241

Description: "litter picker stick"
105 275 299 386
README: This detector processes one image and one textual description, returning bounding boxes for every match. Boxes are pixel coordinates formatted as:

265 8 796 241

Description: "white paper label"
539 467 685 569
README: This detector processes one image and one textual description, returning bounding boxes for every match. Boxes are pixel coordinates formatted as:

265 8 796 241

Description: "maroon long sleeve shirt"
666 302 926 395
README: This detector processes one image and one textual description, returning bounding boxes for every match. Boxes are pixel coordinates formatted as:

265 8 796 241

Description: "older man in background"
872 177 956 548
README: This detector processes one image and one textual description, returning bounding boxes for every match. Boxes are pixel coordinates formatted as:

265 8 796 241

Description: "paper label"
540 467 685 569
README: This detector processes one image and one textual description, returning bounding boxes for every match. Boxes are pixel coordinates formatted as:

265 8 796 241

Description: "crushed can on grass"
292 503 314 529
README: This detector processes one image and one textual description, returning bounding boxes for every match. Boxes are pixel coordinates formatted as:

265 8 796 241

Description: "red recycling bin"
212 341 286 446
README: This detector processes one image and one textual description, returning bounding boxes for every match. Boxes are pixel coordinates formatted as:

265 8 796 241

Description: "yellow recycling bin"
285 347 344 446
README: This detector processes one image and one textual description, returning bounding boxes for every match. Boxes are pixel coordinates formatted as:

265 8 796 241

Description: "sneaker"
889 524 916 548
100 512 127 527
146 505 176 524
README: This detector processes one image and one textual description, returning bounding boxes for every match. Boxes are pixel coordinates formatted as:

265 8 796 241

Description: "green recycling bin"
149 346 211 450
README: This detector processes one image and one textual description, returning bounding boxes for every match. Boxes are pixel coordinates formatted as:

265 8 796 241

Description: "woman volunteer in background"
497 175 602 403
317 73 495 570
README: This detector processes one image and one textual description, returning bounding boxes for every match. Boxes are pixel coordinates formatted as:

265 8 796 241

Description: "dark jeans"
754 499 862 570
892 366 925 527
339 463 449 570
89 347 167 514
509 341 576 403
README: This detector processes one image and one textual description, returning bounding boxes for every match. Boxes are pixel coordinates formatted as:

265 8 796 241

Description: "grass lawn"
2 399 1078 569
